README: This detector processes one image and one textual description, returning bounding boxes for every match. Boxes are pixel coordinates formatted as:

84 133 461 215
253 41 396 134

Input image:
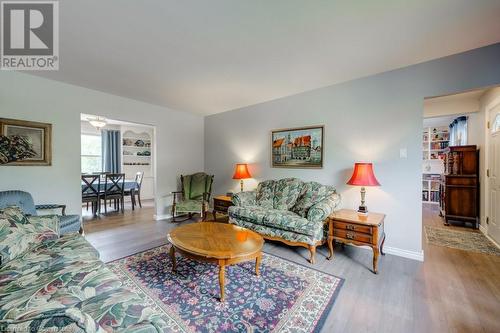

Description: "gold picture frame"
0 118 52 166
271 125 324 168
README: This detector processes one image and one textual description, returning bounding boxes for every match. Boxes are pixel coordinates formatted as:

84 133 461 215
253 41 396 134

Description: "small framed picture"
0 118 52 166
271 125 324 168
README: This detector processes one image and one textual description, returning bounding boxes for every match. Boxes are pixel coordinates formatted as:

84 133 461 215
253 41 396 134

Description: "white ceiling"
32 0 500 115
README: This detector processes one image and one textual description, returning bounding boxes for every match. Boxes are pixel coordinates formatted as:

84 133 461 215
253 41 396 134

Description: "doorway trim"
482 89 500 247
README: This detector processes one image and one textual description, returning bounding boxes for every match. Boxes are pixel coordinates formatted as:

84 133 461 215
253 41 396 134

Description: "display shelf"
422 126 448 204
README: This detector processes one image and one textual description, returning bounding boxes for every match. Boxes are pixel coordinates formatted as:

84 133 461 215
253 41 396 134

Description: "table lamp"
347 162 380 215
232 163 251 192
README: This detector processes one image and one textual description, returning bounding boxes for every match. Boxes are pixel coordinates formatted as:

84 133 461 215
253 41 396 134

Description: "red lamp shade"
232 163 251 180
347 163 380 186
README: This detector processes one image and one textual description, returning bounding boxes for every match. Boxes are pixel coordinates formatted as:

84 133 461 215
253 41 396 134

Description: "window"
493 113 500 134
81 134 102 173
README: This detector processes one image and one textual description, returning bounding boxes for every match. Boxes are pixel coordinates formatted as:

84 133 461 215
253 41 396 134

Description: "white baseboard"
153 214 171 221
383 246 424 262
479 226 500 249
344 244 424 262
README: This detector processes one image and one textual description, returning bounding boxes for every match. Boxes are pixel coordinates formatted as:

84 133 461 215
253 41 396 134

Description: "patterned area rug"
108 245 343 333
424 226 500 255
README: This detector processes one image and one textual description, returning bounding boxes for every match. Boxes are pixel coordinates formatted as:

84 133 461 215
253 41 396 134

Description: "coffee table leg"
255 254 262 276
170 246 177 273
218 264 225 302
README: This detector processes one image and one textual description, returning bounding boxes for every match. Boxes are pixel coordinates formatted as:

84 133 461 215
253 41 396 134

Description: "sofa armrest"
307 193 341 223
232 191 257 206
35 204 66 215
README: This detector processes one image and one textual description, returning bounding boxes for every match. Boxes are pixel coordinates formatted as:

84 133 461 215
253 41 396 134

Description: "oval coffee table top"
167 222 264 259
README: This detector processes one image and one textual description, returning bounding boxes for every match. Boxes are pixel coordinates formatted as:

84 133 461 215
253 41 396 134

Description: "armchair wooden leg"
308 245 316 264
171 204 176 223
79 225 85 236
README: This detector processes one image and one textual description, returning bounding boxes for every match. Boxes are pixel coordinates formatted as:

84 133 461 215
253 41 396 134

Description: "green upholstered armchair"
171 172 214 222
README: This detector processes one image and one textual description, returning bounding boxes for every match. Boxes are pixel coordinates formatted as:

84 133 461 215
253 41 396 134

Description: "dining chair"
124 171 144 210
81 174 101 217
100 173 125 213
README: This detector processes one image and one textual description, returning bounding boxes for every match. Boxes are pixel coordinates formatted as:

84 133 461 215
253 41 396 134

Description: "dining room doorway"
80 113 156 220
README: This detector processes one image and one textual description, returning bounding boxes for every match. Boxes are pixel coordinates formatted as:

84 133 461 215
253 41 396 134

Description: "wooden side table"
212 195 233 221
327 209 386 274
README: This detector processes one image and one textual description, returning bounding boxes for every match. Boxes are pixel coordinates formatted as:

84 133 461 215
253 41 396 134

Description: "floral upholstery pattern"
273 178 304 210
0 208 170 332
292 181 339 217
231 191 256 207
0 207 59 266
308 195 341 223
255 180 275 208
229 206 322 237
175 199 203 213
229 178 340 247
231 219 327 245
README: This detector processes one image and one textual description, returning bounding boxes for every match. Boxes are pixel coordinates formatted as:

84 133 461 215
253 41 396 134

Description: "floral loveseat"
0 206 169 332
229 178 341 263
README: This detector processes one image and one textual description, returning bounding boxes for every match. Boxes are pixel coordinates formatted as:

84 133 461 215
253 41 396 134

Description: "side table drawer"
214 205 230 212
214 199 232 208
334 229 372 244
333 221 373 235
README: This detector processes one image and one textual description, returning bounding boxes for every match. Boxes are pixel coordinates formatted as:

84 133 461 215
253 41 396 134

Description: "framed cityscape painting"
0 118 52 166
271 125 324 168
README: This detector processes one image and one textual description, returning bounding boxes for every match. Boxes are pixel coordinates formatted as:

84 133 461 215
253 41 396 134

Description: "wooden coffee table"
167 222 264 302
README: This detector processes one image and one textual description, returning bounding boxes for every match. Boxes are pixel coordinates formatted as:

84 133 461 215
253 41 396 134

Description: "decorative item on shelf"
87 116 107 129
232 163 252 192
123 138 134 146
347 162 380 215
134 139 145 147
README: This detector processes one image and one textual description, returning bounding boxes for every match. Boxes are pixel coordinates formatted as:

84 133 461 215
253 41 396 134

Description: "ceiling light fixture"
88 116 107 129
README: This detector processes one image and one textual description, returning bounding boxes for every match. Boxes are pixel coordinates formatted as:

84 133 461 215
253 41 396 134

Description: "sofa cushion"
228 205 268 224
292 181 337 217
262 209 321 237
273 178 304 210
175 199 203 213
230 219 326 245
256 180 275 208
0 207 59 267
229 205 321 237
0 206 30 224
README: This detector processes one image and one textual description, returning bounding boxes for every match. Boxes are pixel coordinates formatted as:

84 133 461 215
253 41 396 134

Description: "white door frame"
484 90 500 245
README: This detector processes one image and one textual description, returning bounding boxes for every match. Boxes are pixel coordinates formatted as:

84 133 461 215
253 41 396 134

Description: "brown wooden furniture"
327 209 386 274
167 222 264 302
440 145 479 228
212 195 233 221
124 171 144 210
82 174 101 217
100 173 125 214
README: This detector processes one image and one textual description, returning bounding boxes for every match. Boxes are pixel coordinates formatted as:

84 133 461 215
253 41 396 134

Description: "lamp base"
357 205 368 216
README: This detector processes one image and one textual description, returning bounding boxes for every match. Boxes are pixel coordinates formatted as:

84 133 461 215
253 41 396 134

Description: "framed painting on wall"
271 125 324 168
0 118 52 165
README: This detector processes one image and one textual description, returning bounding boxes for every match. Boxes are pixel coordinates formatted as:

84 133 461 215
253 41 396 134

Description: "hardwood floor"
84 203 500 333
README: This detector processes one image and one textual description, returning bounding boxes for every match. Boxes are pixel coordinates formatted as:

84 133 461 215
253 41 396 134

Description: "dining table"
80 180 138 192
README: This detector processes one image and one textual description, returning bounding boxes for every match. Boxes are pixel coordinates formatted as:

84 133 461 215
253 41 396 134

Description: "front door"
488 104 500 244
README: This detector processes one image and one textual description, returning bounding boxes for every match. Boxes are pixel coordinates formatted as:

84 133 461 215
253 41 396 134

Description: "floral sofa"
229 178 341 263
0 206 169 332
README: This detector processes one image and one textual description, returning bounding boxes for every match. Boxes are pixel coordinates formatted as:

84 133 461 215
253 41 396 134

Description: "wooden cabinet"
440 145 479 228
327 209 386 274
212 195 233 221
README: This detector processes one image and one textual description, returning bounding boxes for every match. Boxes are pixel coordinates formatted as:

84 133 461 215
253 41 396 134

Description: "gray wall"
205 43 500 259
0 72 204 218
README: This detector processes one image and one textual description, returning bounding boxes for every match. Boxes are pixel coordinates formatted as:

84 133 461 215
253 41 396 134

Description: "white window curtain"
449 116 468 146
